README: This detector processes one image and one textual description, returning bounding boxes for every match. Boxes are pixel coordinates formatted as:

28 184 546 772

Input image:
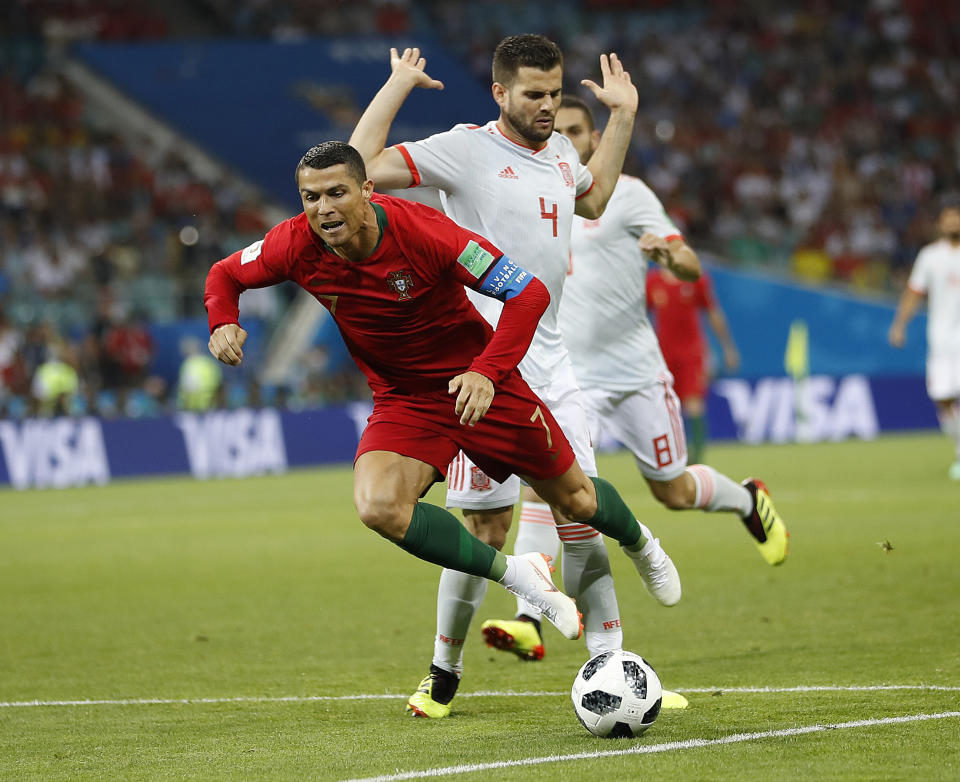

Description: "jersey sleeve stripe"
574 180 595 200
665 234 684 242
906 283 926 295
394 144 421 187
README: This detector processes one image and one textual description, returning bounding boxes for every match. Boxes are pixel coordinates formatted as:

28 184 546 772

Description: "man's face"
554 106 598 164
297 164 373 247
495 65 563 146
939 208 960 241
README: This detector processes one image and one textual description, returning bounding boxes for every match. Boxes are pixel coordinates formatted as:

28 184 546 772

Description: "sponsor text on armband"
478 255 532 301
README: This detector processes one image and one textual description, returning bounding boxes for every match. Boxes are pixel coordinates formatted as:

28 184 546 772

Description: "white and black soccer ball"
570 650 663 738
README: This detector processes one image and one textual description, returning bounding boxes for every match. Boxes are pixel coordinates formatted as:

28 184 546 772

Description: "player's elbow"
576 196 604 220
524 276 550 312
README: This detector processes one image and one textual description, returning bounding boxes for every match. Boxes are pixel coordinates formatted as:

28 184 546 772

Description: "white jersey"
560 174 681 392
396 121 594 388
907 238 960 355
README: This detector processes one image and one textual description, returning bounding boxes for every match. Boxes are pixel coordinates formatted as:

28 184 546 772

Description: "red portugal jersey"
645 269 716 363
205 194 539 396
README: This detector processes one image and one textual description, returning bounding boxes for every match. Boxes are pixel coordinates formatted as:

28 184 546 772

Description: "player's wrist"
386 71 419 94
606 104 638 121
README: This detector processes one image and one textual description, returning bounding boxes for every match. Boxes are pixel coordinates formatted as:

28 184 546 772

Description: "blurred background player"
888 203 960 480
484 95 789 665
646 259 740 465
349 39 683 718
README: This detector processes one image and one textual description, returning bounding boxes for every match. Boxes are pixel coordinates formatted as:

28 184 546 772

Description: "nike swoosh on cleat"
530 563 559 592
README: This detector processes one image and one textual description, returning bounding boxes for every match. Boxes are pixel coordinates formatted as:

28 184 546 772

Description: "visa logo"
0 418 110 490
176 408 288 479
714 374 879 443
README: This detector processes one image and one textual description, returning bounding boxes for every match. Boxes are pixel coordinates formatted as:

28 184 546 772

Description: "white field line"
1 684 959 709
341 711 960 782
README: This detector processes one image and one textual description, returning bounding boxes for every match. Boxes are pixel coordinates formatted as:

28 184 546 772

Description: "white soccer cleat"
623 537 682 607
505 553 583 640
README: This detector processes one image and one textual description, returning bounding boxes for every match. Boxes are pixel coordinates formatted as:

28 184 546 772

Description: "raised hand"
581 53 638 115
389 47 444 91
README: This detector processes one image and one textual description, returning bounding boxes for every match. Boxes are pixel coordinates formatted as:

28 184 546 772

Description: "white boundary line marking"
2 684 958 709
340 711 960 782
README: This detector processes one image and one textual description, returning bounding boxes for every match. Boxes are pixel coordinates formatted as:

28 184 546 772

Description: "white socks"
686 464 752 516
514 501 623 656
512 502 560 619
432 568 488 676
558 523 623 654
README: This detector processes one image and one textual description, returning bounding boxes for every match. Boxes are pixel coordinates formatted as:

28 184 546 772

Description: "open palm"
390 47 444 91
581 53 638 114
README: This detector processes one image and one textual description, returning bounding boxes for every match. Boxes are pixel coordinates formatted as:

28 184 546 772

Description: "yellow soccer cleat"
661 689 689 709
481 618 546 661
741 478 789 566
405 664 459 719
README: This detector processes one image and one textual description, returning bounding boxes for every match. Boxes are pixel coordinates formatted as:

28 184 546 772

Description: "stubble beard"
505 106 554 146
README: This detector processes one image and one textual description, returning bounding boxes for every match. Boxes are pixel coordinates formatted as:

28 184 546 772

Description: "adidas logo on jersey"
498 166 519 179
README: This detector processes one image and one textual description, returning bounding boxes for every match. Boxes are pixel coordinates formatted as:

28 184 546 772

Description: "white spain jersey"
560 174 681 392
396 121 594 388
907 239 960 355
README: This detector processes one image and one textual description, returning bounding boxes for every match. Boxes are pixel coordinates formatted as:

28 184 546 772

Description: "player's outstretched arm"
209 323 248 366
349 47 444 190
577 53 639 219
705 303 740 373
888 287 924 348
640 233 701 281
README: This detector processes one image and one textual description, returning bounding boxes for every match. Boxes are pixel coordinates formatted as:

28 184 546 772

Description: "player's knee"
354 491 410 540
463 509 511 550
553 486 597 522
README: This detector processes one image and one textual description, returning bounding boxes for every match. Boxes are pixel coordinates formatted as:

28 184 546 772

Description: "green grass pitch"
2 432 959 780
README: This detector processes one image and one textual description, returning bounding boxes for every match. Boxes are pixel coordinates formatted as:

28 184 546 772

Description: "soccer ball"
570 650 663 738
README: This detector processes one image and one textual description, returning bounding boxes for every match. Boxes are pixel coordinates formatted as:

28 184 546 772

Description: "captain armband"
477 255 533 301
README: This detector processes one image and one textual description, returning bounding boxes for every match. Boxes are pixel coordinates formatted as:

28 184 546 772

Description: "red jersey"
645 269 716 362
204 194 547 396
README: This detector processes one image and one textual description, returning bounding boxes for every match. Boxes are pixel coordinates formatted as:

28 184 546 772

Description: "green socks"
587 476 646 550
686 414 705 465
397 484 643 578
398 502 506 580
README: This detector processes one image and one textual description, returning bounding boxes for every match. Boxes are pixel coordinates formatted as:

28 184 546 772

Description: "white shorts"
581 373 688 481
927 351 960 401
446 361 597 510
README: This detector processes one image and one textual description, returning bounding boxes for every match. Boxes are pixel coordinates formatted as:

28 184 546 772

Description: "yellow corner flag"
784 319 809 380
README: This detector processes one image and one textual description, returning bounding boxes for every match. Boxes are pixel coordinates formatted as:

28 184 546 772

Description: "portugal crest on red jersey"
386 270 414 300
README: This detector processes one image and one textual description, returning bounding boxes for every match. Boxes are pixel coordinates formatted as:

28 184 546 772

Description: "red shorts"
667 354 708 403
356 370 576 484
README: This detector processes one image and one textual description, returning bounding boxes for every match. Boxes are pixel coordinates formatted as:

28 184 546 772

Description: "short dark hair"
296 141 367 186
560 95 595 131
492 34 563 87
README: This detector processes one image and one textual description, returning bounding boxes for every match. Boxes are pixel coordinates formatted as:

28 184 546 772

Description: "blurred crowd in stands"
0 2 371 419
2 0 959 420
420 0 960 290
